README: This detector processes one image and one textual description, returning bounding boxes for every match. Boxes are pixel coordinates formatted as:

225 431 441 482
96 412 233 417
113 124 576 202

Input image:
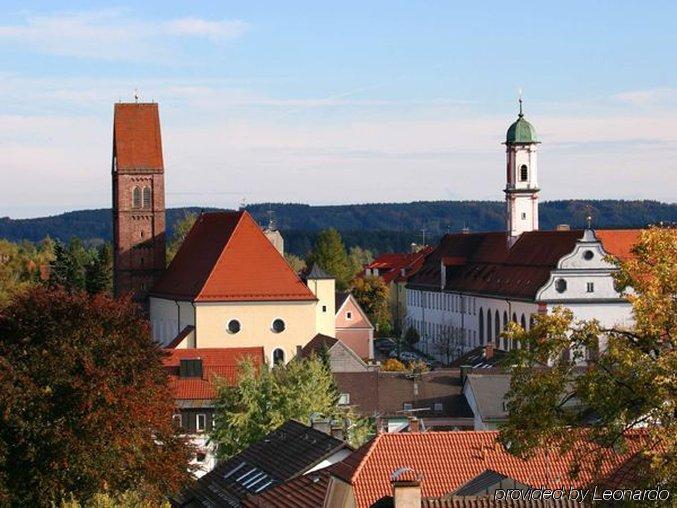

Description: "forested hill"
1 200 674 256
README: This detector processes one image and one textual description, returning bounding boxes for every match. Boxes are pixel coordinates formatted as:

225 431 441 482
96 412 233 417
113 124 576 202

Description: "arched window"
520 164 528 181
494 310 500 346
273 348 285 365
142 186 151 208
132 186 142 209
503 311 508 329
478 308 484 345
520 314 526 330
487 311 492 342
512 312 517 323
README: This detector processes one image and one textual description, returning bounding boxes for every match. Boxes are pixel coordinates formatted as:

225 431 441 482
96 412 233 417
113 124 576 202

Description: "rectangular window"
346 311 352 319
196 451 206 463
322 305 327 312
434 403 443 412
172 413 182 428
196 414 206 432
587 282 594 293
403 403 413 411
338 393 350 405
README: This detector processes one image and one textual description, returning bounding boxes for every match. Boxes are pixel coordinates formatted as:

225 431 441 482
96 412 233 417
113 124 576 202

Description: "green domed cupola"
506 98 538 144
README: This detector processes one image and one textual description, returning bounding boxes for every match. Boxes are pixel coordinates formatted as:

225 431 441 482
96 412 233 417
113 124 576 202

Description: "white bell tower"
504 98 540 239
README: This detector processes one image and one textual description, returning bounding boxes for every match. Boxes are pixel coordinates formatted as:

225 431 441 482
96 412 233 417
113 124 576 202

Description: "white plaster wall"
149 297 195 345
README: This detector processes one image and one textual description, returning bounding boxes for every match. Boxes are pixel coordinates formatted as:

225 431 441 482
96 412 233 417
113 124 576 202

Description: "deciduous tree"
211 356 372 460
167 212 197 263
0 287 194 506
499 227 676 490
351 275 391 334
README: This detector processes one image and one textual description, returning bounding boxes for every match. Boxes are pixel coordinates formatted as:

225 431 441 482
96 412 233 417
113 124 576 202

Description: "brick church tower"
112 102 166 302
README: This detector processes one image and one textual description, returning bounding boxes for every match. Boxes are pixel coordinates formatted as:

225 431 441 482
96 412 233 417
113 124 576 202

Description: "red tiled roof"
243 469 330 508
151 211 316 302
113 103 164 170
596 229 642 261
409 229 642 300
329 431 647 508
163 347 264 400
364 247 433 284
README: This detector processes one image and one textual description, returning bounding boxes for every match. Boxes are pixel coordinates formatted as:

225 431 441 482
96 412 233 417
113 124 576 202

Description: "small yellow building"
149 211 334 365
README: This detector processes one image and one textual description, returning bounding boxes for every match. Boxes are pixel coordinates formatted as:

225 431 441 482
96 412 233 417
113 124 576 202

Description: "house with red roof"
362 246 432 333
404 105 643 363
163 346 265 477
322 430 648 507
149 210 336 366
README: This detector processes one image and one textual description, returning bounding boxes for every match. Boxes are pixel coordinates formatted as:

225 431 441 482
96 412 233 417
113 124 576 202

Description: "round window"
555 279 567 293
271 319 286 333
583 250 594 260
227 319 241 334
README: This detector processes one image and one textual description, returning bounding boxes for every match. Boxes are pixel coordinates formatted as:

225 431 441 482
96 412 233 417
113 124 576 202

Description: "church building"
111 102 342 365
405 102 641 361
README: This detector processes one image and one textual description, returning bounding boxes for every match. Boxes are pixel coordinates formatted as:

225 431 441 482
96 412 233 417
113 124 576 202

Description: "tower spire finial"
518 88 524 118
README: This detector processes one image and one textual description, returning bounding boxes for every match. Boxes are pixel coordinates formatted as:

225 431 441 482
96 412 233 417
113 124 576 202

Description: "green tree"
499 227 676 490
284 253 306 274
348 246 374 278
0 287 194 506
351 275 391 335
85 243 113 295
167 212 197 263
307 229 352 289
211 356 372 460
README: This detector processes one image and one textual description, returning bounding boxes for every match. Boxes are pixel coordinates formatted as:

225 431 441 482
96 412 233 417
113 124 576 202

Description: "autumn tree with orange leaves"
500 226 676 491
0 287 194 507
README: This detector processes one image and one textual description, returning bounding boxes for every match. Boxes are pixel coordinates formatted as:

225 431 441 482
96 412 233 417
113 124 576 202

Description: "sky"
0 1 676 218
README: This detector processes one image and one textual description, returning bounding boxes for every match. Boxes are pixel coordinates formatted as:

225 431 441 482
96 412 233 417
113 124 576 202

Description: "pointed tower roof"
506 98 538 144
304 263 334 280
151 211 316 302
113 102 164 170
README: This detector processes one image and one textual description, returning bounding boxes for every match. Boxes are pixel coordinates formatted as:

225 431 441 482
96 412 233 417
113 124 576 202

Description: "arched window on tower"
132 187 142 209
478 308 484 345
520 314 527 330
520 164 528 181
142 186 152 209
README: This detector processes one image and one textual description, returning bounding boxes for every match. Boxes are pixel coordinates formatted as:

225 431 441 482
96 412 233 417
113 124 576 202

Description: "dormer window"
520 165 528 181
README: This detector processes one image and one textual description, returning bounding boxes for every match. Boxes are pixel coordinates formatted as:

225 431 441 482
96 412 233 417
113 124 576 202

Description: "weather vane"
585 205 593 229
134 89 140 103
518 88 524 117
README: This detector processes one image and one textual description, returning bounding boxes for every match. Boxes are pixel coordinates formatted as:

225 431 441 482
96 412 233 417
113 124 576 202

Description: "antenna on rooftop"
421 228 427 246
239 197 247 210
267 207 277 231
134 89 140 103
585 204 593 229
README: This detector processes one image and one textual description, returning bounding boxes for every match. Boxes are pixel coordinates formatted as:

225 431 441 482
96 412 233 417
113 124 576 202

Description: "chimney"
296 345 303 357
484 343 494 359
391 469 422 508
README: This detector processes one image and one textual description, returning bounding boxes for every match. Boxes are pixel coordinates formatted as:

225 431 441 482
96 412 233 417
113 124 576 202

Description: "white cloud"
0 78 676 218
0 9 249 62
612 88 677 108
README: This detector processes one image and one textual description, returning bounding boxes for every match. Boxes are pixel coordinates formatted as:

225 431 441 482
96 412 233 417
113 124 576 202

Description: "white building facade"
404 104 638 363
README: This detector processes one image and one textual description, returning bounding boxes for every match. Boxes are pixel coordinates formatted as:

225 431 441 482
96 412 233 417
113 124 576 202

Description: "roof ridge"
196 211 246 301
351 434 383 482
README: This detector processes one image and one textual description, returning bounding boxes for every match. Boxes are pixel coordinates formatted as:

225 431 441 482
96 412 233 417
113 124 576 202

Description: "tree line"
2 200 675 256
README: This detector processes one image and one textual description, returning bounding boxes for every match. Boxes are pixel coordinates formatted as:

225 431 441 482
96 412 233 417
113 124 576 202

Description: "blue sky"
1 1 676 218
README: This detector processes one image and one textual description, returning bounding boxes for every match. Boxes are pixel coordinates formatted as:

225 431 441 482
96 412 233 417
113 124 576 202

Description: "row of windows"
555 279 595 294
227 318 286 335
131 186 152 209
478 308 530 349
407 290 477 315
173 413 208 432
